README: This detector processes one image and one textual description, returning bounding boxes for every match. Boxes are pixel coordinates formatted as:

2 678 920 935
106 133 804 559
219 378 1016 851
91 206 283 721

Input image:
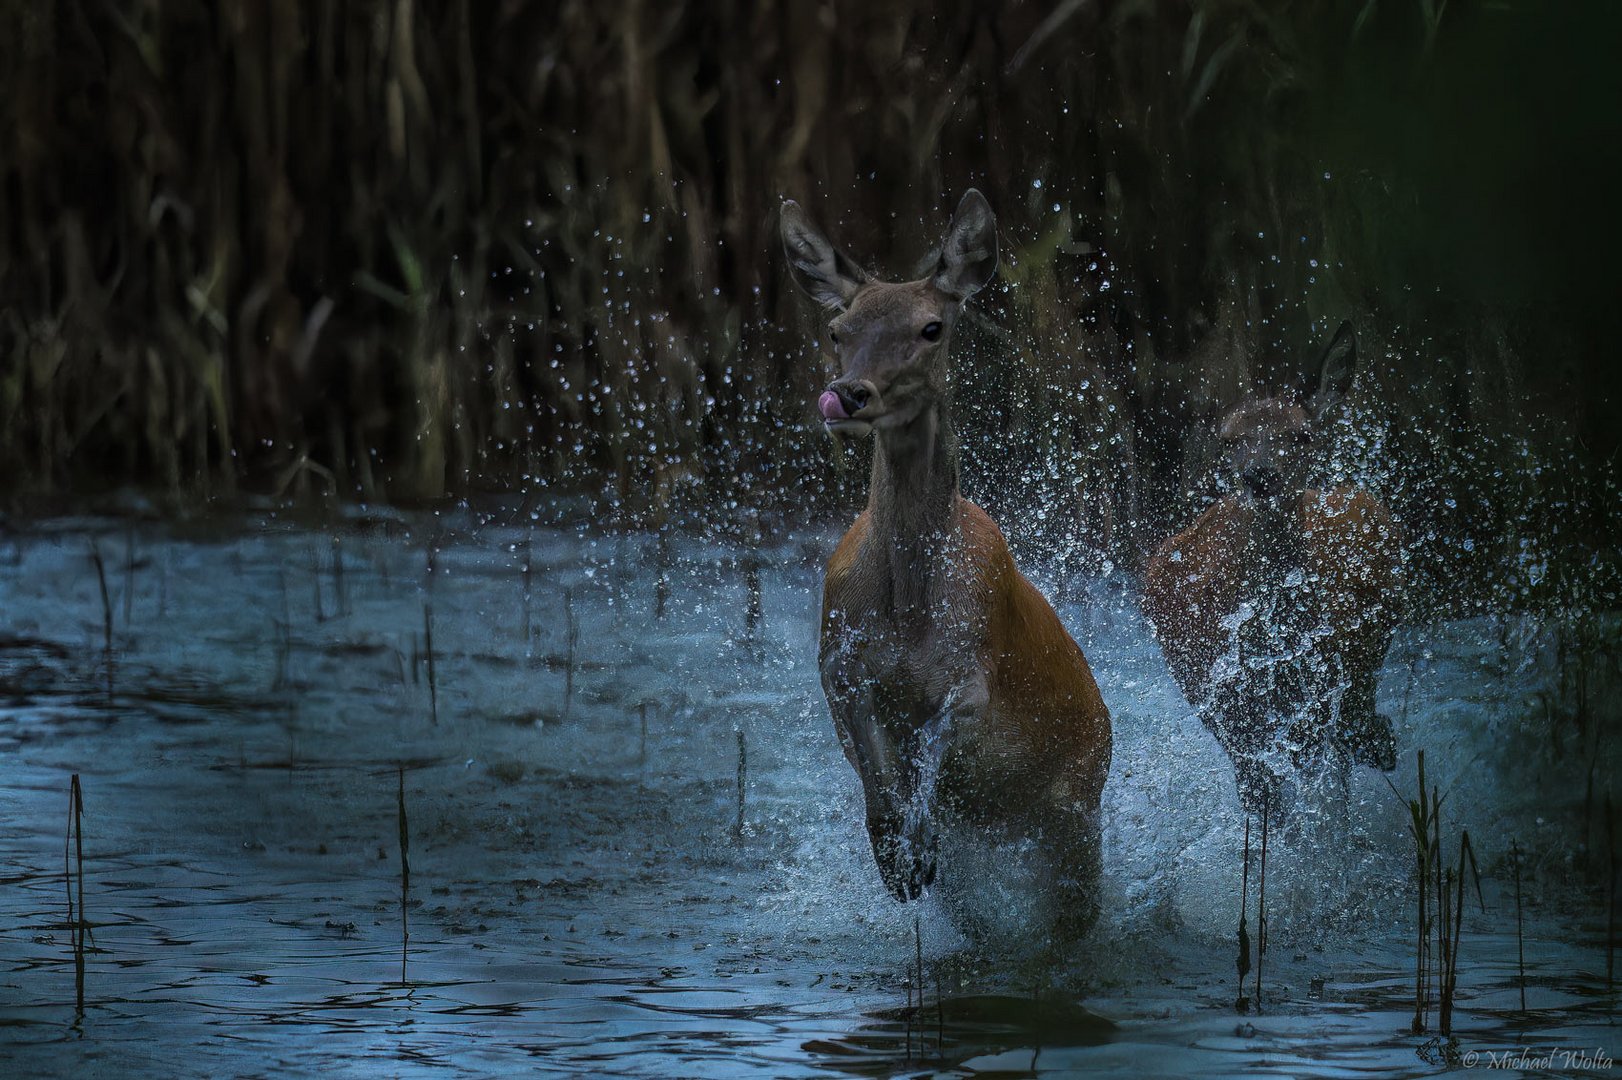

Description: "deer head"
779 190 998 439
1219 322 1359 504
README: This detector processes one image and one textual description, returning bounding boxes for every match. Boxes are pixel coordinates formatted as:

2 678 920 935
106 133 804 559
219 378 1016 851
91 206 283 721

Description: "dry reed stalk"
562 587 577 722
745 560 762 640
122 527 136 626
734 729 747 839
66 774 86 1017
423 602 438 725
521 535 533 652
88 541 113 696
1255 805 1268 1012
1512 838 1526 1011
398 765 411 985
331 534 347 617
638 702 649 781
1236 814 1252 1012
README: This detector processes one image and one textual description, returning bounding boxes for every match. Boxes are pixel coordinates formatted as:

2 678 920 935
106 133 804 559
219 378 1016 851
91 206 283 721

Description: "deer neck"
1241 492 1316 644
867 400 959 625
1247 493 1303 571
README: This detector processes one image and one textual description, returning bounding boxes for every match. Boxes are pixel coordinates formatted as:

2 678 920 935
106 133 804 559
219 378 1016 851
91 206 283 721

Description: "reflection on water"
0 512 1614 1077
803 995 1115 1076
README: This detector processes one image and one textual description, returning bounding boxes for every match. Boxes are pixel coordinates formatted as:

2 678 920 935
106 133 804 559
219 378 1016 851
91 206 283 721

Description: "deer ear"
780 200 866 310
933 189 998 300
1307 320 1358 417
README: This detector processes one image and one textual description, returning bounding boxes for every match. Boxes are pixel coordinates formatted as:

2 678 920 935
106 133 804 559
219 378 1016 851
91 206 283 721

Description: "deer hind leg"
1232 755 1287 819
1205 701 1286 818
1334 670 1397 772
1037 775 1105 944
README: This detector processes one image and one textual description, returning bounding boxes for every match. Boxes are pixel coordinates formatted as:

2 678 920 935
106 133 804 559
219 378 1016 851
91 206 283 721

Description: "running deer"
780 191 1112 937
1142 322 1402 819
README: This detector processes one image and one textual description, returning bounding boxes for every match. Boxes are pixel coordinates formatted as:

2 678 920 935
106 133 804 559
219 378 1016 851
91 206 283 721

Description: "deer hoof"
1347 711 1398 772
872 831 938 902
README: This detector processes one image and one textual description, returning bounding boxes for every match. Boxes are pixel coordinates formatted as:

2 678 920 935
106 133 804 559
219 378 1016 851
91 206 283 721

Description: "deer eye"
827 329 840 345
920 322 942 341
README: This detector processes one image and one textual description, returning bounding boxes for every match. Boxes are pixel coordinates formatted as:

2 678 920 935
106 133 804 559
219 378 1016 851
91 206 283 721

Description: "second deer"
1142 322 1401 1006
1143 322 1402 817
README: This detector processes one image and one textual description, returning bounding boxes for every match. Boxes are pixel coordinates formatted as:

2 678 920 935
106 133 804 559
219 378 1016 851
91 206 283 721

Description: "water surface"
0 512 1614 1077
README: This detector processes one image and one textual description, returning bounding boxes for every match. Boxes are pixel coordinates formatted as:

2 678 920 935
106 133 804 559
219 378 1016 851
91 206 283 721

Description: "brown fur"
823 499 1111 827
1144 488 1402 706
1143 322 1402 812
1143 484 1402 811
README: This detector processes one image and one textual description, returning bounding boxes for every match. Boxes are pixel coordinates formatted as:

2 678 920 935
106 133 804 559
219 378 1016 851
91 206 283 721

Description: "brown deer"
780 191 1112 938
1143 322 1402 821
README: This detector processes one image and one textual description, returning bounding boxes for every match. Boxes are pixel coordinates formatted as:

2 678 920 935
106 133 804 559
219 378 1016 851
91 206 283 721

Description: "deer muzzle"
1241 465 1285 500
821 380 879 433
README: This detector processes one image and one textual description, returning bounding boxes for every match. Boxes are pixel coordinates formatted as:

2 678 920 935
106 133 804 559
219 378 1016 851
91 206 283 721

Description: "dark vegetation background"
2 0 1618 615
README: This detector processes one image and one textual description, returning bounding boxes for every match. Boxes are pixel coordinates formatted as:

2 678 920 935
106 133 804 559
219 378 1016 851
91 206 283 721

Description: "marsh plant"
397 765 411 985
1390 751 1485 1039
65 773 87 1017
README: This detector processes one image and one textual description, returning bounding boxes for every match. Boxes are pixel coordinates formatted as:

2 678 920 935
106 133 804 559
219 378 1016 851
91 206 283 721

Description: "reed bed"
0 1 1616 609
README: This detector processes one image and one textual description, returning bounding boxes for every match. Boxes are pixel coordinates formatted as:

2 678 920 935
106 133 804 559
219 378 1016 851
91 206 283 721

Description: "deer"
778 190 1112 941
1140 321 1402 1006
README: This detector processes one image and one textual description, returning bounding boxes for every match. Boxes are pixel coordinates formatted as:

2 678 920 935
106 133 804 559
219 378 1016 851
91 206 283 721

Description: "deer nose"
827 380 872 417
1241 465 1283 498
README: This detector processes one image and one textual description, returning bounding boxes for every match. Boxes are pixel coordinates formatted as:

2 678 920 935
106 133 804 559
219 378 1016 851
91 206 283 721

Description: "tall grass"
1391 751 1485 1039
0 2 1616 602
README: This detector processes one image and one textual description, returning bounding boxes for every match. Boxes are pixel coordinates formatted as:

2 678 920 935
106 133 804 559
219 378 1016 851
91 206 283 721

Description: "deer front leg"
822 662 929 901
845 700 936 901
873 672 993 899
826 669 988 902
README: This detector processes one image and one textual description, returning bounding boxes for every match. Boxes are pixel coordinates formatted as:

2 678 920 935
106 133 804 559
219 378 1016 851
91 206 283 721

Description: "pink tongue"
818 390 848 420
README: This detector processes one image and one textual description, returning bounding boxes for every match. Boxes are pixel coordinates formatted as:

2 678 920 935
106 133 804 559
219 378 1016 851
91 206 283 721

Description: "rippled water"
0 510 1615 1077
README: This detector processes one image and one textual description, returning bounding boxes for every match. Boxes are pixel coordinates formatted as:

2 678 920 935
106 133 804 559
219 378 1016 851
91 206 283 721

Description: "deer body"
1142 325 1402 815
783 192 1111 932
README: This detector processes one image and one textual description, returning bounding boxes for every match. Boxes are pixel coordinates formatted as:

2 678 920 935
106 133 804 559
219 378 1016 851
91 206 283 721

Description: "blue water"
0 512 1614 1077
